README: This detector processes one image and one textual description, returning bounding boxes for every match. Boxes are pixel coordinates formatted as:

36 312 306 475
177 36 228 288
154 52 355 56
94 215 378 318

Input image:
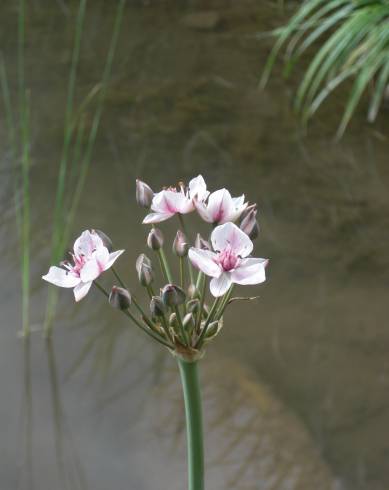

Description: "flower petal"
206 189 234 224
211 222 253 257
227 196 248 223
194 199 213 223
150 191 170 213
230 258 267 285
188 248 221 278
210 273 232 297
232 195 245 207
42 266 80 288
74 230 103 258
177 200 195 214
93 247 110 268
73 281 93 302
152 190 193 215
189 175 209 202
143 212 173 224
104 249 125 271
80 258 101 283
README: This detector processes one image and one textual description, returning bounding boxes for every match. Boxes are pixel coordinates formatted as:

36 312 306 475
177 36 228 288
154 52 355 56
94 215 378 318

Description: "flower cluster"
141 175 247 226
42 230 124 301
42 175 268 359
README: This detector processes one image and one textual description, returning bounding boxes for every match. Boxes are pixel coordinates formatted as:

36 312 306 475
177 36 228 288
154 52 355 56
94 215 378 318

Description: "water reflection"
17 338 88 490
17 339 34 490
140 356 341 489
46 338 88 490
58 311 340 490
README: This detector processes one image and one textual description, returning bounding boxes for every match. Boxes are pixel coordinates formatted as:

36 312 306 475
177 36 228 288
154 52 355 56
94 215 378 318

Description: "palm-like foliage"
261 0 389 137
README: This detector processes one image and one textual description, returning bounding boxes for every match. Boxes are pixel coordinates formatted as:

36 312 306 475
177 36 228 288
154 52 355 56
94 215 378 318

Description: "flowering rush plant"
43 175 268 490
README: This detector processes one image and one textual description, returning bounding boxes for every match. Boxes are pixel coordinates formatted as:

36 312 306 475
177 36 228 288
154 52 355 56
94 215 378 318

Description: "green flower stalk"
178 359 204 490
42 175 269 489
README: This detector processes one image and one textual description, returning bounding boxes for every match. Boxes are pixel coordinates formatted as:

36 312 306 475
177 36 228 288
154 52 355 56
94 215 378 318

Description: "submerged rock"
181 11 222 31
144 356 340 490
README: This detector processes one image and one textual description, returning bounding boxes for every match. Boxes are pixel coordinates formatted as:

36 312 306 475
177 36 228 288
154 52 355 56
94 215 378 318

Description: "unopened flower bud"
136 253 151 269
136 179 154 208
136 254 154 286
187 298 200 313
187 284 199 299
240 203 257 222
203 303 210 316
240 207 259 240
173 230 189 257
150 296 166 317
169 312 178 327
183 312 194 328
109 286 131 310
205 320 221 338
195 233 211 251
147 228 164 250
162 284 186 307
92 229 113 252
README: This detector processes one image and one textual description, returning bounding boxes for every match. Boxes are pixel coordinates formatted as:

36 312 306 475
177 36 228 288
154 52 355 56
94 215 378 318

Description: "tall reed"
43 0 88 335
1 1 126 336
0 0 32 336
44 0 127 336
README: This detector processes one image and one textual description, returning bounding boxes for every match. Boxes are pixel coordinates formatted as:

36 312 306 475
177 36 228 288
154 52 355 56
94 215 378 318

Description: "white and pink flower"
42 230 124 302
143 175 209 224
194 188 248 225
188 222 267 297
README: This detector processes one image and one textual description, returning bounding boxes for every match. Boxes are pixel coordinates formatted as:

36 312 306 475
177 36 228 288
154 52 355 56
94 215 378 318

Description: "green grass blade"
284 1 352 75
61 0 126 251
263 0 389 134
68 116 86 189
297 8 381 113
20 90 31 337
260 0 331 88
0 58 17 161
18 0 31 337
337 38 389 136
44 0 127 337
0 58 21 233
288 4 353 66
367 56 389 122
306 63 360 117
50 0 87 263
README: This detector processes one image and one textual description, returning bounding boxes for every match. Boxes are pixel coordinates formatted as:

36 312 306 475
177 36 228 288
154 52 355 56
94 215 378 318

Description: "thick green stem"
178 359 204 490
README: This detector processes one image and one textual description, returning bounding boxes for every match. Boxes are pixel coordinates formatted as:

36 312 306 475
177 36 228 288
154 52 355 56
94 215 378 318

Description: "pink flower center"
65 253 87 276
217 245 239 271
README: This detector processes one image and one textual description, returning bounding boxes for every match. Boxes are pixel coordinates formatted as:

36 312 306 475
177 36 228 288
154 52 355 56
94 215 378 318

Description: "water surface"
1 1 389 489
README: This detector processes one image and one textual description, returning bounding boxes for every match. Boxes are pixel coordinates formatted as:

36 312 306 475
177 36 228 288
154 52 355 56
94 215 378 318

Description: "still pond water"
1 1 389 489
